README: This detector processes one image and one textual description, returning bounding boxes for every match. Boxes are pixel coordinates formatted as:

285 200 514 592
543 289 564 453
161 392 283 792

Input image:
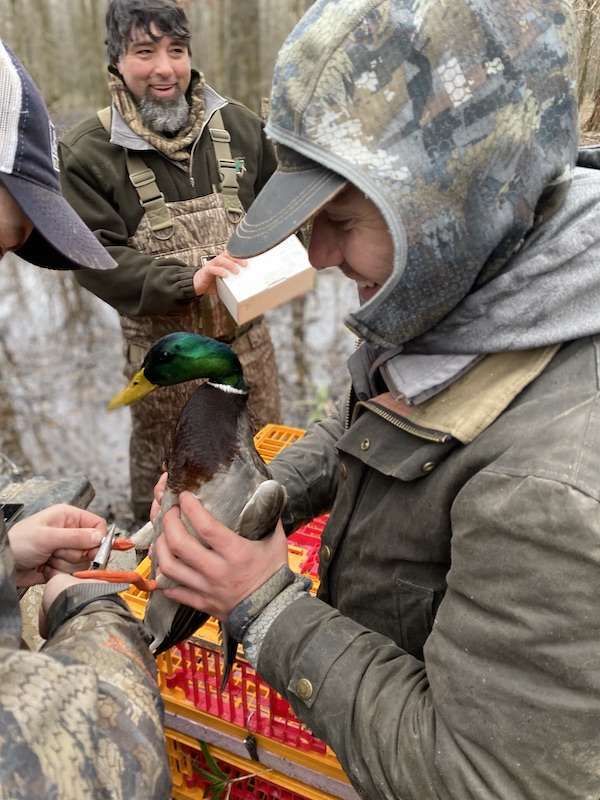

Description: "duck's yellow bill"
107 370 158 409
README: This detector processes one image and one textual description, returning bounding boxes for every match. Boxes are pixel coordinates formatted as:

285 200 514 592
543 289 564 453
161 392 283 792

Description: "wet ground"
0 253 358 531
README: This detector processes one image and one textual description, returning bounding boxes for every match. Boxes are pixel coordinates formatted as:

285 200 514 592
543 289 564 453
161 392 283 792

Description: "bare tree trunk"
70 0 110 112
584 87 600 130
228 0 261 112
575 0 600 109
577 0 596 105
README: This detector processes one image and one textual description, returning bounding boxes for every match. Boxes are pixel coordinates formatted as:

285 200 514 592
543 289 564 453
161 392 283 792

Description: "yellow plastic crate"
253 424 306 463
121 516 340 781
167 728 340 800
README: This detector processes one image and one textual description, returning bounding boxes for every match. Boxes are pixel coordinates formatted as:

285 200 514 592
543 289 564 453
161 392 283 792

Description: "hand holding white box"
216 235 316 325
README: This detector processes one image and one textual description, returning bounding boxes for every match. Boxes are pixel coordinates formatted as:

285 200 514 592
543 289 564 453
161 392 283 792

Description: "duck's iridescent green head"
108 332 246 409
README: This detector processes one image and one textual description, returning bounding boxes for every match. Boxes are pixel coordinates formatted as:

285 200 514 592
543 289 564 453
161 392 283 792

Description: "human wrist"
229 570 312 667
43 580 131 640
227 565 297 641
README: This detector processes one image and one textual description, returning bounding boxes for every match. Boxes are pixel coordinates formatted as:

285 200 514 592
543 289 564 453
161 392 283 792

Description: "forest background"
2 0 600 131
2 0 315 120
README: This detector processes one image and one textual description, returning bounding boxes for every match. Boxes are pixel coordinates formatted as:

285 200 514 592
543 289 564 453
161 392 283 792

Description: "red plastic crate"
159 638 328 755
287 514 327 578
167 728 339 800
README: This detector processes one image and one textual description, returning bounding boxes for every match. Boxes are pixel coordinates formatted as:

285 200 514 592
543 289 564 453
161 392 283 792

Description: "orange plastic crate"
253 424 306 463
167 728 339 800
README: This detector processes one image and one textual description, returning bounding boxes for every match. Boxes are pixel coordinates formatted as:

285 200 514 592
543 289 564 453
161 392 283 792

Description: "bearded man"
59 0 282 527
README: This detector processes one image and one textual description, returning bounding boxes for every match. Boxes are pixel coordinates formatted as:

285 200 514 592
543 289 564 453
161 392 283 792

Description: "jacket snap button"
339 462 347 479
319 544 332 562
421 461 436 473
360 438 370 451
296 678 313 700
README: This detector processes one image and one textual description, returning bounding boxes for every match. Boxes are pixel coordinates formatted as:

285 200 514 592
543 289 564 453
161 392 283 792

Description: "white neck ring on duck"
207 380 247 395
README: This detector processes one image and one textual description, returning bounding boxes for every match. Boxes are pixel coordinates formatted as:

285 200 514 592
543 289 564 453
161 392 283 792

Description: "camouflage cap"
228 144 345 257
230 0 578 350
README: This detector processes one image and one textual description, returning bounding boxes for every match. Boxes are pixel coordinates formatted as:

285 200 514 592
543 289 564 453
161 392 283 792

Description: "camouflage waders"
122 190 281 525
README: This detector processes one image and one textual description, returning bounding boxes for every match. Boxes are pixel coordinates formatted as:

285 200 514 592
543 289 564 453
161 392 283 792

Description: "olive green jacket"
58 85 276 317
266 337 600 800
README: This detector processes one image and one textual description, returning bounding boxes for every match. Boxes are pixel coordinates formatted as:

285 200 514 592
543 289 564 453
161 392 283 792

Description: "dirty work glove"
227 565 312 666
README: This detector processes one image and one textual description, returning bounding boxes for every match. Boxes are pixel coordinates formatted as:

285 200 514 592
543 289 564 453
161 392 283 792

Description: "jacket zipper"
343 337 452 442
354 399 452 443
344 387 353 431
189 137 199 189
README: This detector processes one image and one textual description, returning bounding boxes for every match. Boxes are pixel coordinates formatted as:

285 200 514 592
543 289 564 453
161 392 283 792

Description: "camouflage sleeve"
0 589 171 799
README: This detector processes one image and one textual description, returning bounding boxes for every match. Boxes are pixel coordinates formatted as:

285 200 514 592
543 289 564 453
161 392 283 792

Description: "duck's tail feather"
151 606 211 655
220 625 240 691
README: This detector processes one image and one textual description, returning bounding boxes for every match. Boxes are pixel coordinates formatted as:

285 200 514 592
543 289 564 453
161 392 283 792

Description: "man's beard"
138 89 190 134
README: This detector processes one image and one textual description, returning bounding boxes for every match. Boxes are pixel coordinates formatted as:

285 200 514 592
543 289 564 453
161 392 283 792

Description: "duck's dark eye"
155 350 176 364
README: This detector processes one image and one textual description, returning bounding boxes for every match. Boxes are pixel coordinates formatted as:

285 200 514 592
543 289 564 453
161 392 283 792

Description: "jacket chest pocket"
396 578 435 660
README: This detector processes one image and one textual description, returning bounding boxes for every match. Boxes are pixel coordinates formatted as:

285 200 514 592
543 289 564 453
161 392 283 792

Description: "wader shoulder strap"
208 108 244 216
123 152 173 234
97 106 173 234
96 105 244 228
97 106 112 132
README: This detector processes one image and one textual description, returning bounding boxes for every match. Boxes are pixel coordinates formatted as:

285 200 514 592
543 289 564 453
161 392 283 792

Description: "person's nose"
152 49 176 78
0 223 33 257
307 214 342 270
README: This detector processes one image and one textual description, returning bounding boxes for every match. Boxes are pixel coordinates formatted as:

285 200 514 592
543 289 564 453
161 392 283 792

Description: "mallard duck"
106 332 286 683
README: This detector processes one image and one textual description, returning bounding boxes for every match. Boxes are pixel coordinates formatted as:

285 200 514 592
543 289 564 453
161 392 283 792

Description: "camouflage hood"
263 0 583 351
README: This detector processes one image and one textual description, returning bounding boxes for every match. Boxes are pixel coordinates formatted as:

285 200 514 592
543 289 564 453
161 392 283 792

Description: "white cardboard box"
217 235 316 325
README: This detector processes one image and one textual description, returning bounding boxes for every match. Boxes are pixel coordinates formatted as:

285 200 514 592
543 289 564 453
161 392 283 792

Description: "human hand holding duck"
152 491 289 623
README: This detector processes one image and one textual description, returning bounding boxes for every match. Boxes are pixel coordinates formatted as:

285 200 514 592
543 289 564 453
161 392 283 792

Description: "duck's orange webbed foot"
112 538 136 551
74 569 159 592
